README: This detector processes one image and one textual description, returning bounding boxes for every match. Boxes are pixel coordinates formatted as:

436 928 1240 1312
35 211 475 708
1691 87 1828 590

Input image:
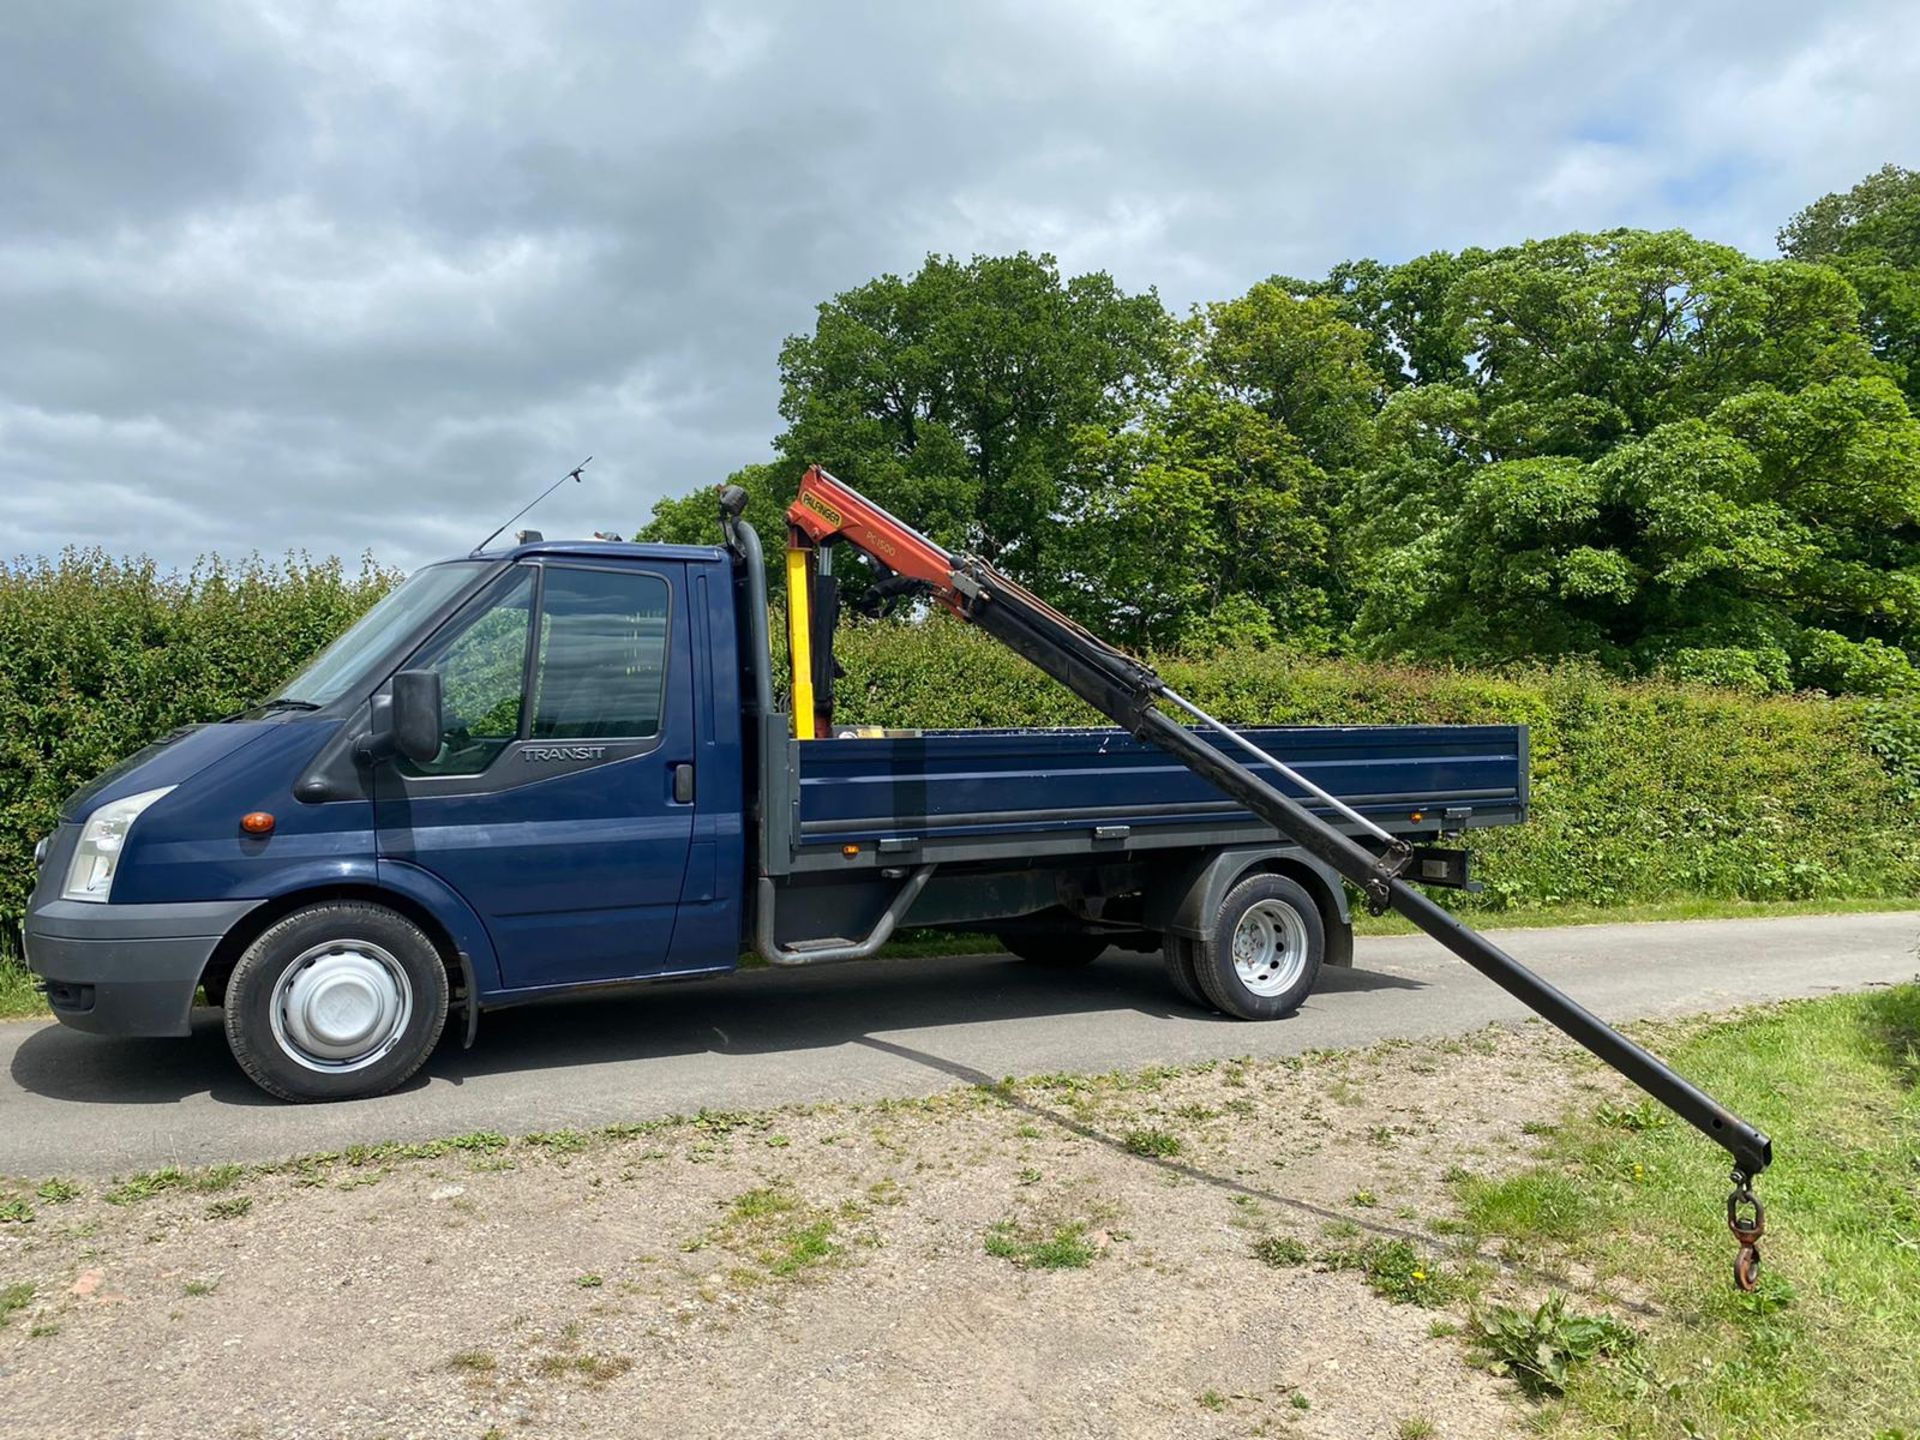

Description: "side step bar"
753 865 936 967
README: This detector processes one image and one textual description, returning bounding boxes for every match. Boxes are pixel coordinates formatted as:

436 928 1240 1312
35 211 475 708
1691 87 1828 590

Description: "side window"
399 568 535 777
530 569 670 740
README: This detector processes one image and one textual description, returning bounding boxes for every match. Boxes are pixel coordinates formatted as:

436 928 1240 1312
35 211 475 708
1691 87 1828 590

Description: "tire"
1190 874 1323 1021
998 932 1109 967
1161 934 1211 1010
223 901 450 1102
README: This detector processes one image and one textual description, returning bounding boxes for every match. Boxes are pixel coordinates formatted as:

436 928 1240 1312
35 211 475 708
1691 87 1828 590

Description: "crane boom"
778 464 1771 1287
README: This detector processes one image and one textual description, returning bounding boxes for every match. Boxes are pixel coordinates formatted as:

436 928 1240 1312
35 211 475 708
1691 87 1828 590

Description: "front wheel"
1190 874 1323 1020
223 901 449 1102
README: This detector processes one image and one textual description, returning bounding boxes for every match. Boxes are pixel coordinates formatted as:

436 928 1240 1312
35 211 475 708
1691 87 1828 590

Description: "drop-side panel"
792 724 1525 858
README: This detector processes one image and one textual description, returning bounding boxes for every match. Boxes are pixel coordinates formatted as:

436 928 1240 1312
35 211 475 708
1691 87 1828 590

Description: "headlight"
63 786 175 903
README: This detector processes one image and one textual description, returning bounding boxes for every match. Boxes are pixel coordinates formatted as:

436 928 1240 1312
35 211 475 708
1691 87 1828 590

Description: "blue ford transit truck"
23 517 1526 1102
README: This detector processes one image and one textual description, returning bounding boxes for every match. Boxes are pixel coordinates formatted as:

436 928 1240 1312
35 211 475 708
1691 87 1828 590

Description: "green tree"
1202 280 1385 472
1287 250 1486 389
1780 163 1920 407
1065 381 1334 651
1345 229 1919 690
1780 165 1919 252
632 206 1920 694
1355 376 1920 691
644 253 1178 617
772 252 1177 593
1448 230 1871 452
1054 283 1387 649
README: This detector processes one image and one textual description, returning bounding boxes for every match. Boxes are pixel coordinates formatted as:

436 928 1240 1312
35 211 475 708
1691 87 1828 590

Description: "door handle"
671 763 695 804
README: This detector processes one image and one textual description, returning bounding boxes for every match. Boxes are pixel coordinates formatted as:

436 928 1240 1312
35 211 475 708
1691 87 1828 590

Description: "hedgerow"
2 566 1914 968
833 619 1920 912
0 551 397 945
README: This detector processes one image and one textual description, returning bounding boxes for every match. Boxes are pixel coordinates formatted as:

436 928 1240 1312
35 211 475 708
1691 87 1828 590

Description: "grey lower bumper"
23 899 260 1037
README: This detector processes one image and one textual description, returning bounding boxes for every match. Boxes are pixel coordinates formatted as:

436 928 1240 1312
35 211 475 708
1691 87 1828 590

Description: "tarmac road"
2 910 1914 1177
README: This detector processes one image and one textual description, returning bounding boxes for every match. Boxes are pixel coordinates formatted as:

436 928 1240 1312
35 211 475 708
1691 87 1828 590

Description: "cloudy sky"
4 1 1917 571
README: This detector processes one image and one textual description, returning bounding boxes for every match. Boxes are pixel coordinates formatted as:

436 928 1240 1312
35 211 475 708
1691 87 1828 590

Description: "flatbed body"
781 723 1525 869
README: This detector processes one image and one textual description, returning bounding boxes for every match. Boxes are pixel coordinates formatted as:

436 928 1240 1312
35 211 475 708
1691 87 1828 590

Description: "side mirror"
391 670 443 765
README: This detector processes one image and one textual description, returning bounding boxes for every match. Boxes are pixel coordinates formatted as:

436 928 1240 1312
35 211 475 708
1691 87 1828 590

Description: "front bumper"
23 899 260 1037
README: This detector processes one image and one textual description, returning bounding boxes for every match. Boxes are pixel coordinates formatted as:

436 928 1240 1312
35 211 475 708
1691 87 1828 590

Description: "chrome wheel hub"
1230 899 1308 997
270 940 412 1073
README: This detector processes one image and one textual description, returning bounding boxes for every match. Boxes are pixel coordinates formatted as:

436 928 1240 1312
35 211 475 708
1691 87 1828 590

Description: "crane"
768 464 1771 1289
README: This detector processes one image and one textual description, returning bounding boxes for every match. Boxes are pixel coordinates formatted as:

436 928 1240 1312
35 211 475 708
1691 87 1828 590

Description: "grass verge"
1459 984 1920 1436
0 961 40 1021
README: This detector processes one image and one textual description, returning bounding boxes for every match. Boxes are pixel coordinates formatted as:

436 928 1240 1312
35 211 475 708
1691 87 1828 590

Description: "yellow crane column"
784 539 817 740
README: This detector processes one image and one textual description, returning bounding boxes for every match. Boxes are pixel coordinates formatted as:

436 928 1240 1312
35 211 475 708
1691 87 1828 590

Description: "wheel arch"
199 882 473 1007
1143 846 1352 968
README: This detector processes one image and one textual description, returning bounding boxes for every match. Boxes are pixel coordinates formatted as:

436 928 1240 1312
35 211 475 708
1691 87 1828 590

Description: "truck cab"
25 540 749 1098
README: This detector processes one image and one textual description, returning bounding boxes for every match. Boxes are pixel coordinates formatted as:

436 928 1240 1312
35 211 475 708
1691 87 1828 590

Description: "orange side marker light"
241 812 276 835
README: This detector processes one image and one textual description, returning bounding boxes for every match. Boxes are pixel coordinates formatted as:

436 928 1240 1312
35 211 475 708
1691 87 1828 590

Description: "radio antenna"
473 457 592 555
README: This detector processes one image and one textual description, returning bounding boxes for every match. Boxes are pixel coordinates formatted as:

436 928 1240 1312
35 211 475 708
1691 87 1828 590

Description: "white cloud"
686 8 776 79
1 0 1916 570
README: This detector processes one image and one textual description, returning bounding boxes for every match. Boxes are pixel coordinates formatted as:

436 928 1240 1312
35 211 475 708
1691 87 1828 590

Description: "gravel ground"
0 1022 1631 1440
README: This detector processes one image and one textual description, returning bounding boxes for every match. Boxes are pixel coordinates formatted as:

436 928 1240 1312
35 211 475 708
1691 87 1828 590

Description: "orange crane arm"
782 465 970 737
781 464 1134 735
785 464 962 597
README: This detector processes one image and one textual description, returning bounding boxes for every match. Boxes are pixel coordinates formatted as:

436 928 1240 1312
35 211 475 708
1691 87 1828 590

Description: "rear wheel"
223 901 449 1102
998 932 1109 967
1161 934 1211 1010
1190 874 1323 1020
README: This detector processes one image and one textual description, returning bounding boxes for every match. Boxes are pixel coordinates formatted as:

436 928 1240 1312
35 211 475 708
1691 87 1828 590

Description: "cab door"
374 559 696 991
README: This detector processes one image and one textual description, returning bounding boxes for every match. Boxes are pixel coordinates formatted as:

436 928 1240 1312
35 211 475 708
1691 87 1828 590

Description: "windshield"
274 562 490 707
